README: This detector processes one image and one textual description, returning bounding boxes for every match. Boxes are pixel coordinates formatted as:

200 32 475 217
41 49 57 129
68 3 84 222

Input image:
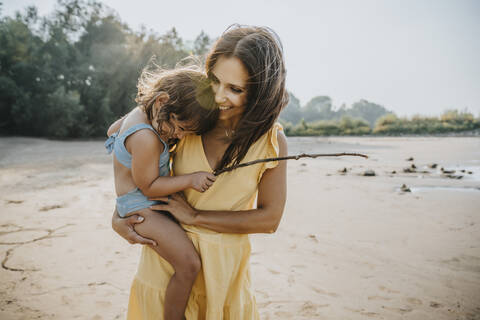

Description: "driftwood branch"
214 152 368 176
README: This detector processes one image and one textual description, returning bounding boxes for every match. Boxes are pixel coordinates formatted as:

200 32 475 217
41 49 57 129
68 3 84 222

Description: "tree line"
0 0 210 138
1 0 478 138
280 94 480 136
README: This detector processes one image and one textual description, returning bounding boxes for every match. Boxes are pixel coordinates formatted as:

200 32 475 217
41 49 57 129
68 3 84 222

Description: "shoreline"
1 127 479 141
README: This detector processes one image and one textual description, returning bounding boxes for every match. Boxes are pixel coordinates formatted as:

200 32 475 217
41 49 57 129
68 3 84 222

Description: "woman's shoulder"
276 126 287 152
254 122 284 149
242 122 286 181
243 122 285 162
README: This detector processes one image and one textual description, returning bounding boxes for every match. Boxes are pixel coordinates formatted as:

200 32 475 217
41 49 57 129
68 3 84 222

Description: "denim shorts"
116 188 159 217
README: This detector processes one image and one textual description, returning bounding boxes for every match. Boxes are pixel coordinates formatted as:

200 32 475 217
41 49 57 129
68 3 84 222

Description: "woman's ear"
154 92 170 108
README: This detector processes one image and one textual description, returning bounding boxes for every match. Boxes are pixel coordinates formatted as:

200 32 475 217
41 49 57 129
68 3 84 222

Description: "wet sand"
0 136 479 319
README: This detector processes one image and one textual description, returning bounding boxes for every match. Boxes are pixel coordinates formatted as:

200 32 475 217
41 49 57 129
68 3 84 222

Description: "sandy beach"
0 136 479 320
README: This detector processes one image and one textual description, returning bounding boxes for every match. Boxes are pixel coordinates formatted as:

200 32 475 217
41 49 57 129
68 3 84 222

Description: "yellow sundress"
127 123 283 320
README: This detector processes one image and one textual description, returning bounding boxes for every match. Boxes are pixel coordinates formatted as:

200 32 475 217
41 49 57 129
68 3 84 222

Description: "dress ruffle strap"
257 122 283 182
104 131 118 154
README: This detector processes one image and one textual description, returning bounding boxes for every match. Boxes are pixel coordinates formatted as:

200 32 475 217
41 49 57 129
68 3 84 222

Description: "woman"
112 25 289 319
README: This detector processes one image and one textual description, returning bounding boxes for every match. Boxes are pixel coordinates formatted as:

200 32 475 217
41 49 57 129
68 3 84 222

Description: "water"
409 186 480 193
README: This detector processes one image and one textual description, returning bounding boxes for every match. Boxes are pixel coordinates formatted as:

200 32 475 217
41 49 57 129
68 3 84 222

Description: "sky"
3 0 480 116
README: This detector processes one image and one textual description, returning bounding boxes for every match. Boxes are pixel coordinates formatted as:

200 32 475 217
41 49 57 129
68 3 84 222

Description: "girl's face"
168 114 195 140
156 114 194 141
210 56 249 123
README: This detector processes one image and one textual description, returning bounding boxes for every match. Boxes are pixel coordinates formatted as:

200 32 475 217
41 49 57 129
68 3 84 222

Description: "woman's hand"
149 193 197 225
111 208 157 246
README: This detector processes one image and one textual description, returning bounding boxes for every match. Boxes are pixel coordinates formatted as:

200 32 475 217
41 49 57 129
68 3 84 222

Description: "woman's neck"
211 118 240 139
218 117 240 131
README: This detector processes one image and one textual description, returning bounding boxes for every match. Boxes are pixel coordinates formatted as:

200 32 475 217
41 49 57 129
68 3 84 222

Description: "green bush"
373 111 480 135
285 116 371 136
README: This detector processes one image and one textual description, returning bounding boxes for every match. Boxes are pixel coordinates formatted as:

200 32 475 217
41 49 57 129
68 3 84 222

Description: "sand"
0 136 479 320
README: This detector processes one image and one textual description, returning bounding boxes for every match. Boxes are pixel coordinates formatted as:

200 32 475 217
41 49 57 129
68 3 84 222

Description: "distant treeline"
0 0 211 137
372 110 480 135
1 1 478 138
281 110 480 136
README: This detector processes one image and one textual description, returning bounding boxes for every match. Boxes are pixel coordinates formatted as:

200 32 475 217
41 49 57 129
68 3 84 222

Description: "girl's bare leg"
132 208 200 320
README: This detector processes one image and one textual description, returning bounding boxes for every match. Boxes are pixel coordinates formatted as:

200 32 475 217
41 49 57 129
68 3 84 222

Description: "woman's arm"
151 132 288 234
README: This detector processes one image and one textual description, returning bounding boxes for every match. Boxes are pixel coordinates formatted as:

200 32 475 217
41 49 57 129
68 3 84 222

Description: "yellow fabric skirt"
127 226 260 320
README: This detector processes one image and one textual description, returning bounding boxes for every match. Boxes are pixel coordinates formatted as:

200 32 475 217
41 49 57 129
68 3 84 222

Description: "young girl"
105 66 217 320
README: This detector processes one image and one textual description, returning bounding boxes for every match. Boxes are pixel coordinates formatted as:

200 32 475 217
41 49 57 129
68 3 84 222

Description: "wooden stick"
214 152 368 176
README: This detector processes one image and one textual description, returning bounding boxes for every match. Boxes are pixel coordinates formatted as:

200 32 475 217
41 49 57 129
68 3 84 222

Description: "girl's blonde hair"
136 63 218 143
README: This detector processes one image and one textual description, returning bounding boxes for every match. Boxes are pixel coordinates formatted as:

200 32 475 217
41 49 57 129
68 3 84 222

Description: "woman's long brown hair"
206 25 289 171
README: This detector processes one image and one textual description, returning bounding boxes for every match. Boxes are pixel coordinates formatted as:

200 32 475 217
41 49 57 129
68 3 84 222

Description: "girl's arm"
129 130 216 197
150 132 288 234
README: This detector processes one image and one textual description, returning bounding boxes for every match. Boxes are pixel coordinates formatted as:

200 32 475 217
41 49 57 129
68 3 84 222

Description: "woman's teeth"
219 106 232 111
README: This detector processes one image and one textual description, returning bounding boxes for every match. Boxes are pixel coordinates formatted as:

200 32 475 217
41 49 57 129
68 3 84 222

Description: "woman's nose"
215 86 227 104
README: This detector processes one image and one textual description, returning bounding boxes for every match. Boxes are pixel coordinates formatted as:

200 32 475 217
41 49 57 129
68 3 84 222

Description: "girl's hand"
189 171 216 193
149 193 197 225
111 208 157 246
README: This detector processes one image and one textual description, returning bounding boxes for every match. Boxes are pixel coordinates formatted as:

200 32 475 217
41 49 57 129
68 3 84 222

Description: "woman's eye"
231 87 243 94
